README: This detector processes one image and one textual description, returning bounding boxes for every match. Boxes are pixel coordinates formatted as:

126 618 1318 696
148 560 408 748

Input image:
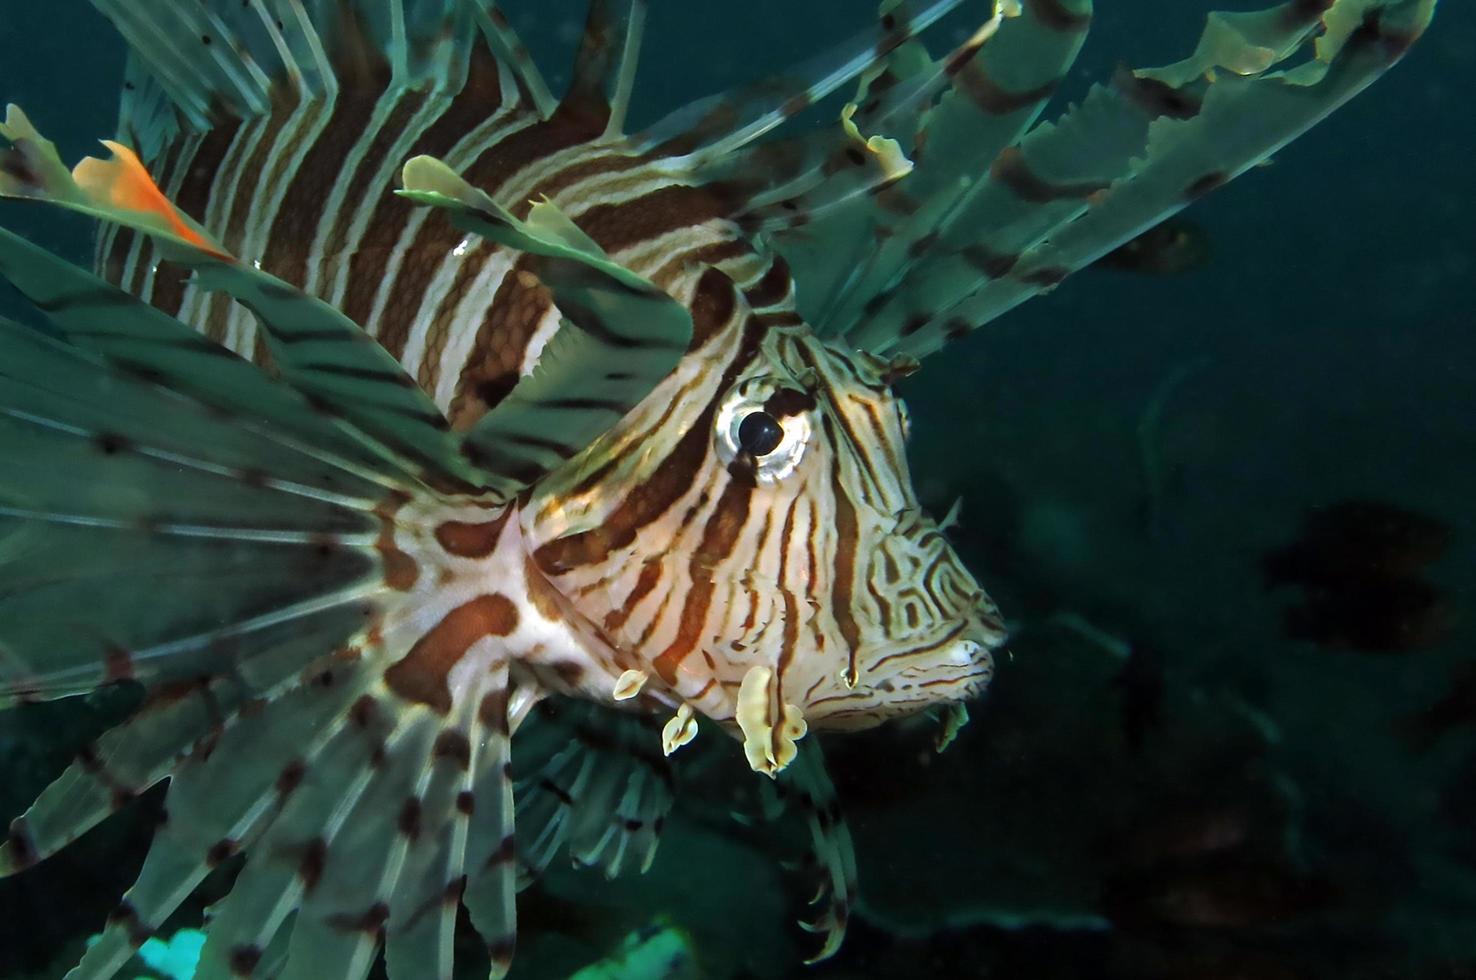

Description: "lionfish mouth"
800 614 1003 733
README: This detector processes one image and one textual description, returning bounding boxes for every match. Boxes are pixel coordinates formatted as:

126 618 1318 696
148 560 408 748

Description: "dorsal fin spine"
246 0 310 99
604 0 648 136
465 1 557 117
282 0 339 100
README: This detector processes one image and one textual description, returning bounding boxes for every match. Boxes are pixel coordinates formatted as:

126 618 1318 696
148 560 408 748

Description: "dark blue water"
1 2 1472 977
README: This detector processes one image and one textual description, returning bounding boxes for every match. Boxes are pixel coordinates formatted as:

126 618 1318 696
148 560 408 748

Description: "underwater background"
1 0 1473 977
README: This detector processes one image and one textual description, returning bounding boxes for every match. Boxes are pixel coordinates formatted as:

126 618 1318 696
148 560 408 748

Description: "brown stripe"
147 121 242 315
230 945 263 976
1018 265 1070 287
533 315 765 574
688 266 739 351
528 148 651 205
523 556 570 624
772 500 803 700
318 90 427 266
991 146 1109 203
763 386 816 418
1185 171 1229 201
1113 68 1204 121
384 594 520 713
373 116 591 359
954 64 1061 116
574 183 730 254
445 256 552 428
421 155 651 398
265 90 388 289
339 48 513 332
742 256 792 309
606 560 663 633
101 226 137 290
961 243 1020 279
651 469 755 683
868 621 969 671
649 237 749 292
222 106 301 261
825 417 864 685
435 513 511 559
1026 0 1092 32
375 494 420 591
559 1 620 128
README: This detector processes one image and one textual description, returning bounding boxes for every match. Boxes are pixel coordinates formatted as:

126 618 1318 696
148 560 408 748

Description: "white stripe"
433 251 521 410
359 110 536 342
318 92 457 306
230 99 339 354
301 88 421 298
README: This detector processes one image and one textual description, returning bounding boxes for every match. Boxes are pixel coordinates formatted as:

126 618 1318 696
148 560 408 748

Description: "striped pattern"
99 60 765 434
0 0 1438 977
527 320 1005 733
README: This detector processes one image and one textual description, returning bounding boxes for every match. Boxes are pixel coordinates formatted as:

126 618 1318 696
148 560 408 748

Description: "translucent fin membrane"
635 0 970 161
0 319 390 707
90 0 504 129
764 0 1435 359
513 699 674 881
803 0 1089 340
559 0 650 135
769 739 858 964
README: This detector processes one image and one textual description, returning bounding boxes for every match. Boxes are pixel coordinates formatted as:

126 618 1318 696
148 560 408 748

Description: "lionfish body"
0 0 1433 977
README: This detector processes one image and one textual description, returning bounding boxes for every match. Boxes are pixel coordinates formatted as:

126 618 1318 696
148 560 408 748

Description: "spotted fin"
0 318 393 706
0 226 391 477
0 306 533 975
768 739 858 964
900 0 1442 356
513 699 674 881
65 655 387 980
398 155 694 499
0 299 433 976
635 0 970 160
801 0 1436 358
791 0 1090 339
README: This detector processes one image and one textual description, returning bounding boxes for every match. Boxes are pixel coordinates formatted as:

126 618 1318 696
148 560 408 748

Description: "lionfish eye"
737 411 784 456
715 379 812 482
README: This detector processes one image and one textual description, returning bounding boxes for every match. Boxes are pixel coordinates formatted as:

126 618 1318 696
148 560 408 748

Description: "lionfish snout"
797 506 1004 731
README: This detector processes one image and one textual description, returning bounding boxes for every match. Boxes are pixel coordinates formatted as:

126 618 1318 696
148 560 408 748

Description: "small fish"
0 0 1436 977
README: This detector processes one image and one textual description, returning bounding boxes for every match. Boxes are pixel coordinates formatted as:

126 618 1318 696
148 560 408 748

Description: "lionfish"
0 0 1433 976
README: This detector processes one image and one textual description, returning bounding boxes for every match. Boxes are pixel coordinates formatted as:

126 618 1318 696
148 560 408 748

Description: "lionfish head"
526 316 1004 739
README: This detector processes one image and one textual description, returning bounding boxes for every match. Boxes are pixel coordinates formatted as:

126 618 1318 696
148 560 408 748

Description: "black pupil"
737 411 784 456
